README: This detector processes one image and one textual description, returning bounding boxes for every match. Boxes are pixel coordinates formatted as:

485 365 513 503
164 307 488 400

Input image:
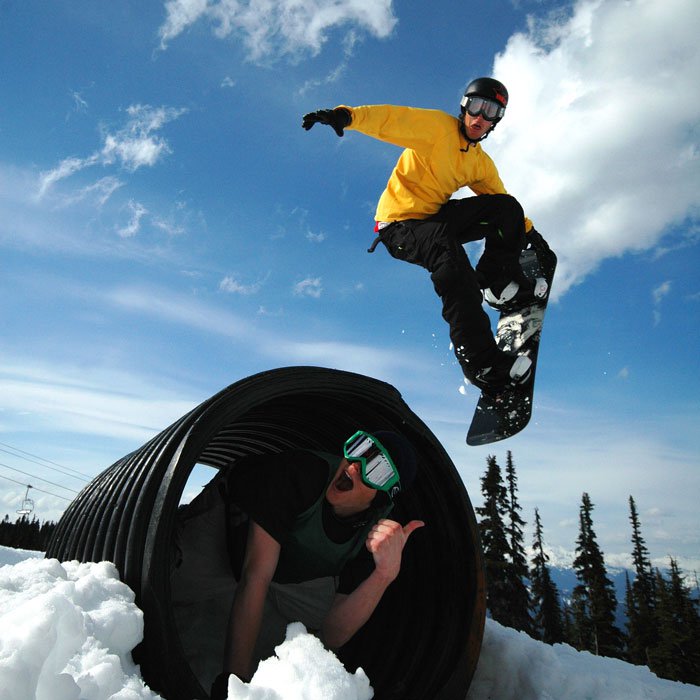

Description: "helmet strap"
459 115 498 145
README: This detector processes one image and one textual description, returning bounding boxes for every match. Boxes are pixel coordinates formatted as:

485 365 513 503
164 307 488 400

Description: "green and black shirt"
226 449 392 593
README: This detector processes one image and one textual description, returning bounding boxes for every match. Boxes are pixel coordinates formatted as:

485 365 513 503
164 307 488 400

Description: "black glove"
527 228 551 254
301 108 352 137
527 228 556 271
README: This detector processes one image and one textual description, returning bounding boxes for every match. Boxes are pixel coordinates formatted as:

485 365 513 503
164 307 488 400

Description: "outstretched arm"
303 104 455 154
321 518 424 650
223 521 280 681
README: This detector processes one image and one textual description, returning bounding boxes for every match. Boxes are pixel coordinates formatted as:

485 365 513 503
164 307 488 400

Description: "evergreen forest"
476 451 700 686
0 514 57 552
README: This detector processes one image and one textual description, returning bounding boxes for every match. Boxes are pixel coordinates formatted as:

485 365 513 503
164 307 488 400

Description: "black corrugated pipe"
46 367 485 700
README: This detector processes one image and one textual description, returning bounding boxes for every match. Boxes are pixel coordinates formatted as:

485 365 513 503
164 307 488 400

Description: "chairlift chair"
16 485 34 515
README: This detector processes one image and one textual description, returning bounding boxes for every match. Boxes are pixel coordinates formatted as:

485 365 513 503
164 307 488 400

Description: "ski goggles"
463 95 505 122
343 430 401 494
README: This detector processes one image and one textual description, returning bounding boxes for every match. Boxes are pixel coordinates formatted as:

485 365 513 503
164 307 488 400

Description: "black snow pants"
378 193 526 373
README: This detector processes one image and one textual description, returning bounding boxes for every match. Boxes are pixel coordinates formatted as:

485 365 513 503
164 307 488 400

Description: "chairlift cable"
0 472 72 501
0 441 92 481
0 462 78 501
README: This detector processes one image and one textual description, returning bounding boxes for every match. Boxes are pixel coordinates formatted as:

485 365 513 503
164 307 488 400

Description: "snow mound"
0 555 160 700
467 620 700 700
225 622 373 699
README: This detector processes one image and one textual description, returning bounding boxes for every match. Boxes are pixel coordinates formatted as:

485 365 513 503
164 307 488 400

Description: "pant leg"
170 480 238 690
379 193 527 371
434 194 527 279
380 215 496 370
258 577 338 658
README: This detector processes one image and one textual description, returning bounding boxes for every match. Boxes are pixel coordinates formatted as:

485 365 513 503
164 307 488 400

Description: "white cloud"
0 357 197 444
297 29 359 95
652 280 671 325
101 105 186 171
158 0 209 47
0 164 116 254
293 276 323 298
485 0 700 297
79 177 124 207
56 176 124 209
220 275 263 295
101 133 164 171
37 156 98 199
157 0 397 60
37 104 186 197
69 90 89 114
104 283 424 378
152 216 186 237
257 305 283 317
306 230 326 243
652 280 671 306
117 200 149 238
0 159 205 261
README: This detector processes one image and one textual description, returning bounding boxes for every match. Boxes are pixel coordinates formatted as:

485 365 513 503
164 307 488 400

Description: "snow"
468 624 700 700
1 544 698 700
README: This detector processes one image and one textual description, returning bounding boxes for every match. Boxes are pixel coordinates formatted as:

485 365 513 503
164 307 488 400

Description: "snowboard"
466 241 557 446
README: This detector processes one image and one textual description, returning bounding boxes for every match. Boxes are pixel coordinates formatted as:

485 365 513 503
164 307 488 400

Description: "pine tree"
39 518 57 550
503 451 533 634
625 496 657 666
0 514 11 546
623 571 634 652
569 584 594 651
572 492 625 658
561 600 575 645
476 455 512 626
530 507 565 644
667 560 700 685
649 560 700 684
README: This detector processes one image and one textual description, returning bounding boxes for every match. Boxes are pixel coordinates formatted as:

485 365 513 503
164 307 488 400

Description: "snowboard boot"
464 348 533 395
478 264 547 312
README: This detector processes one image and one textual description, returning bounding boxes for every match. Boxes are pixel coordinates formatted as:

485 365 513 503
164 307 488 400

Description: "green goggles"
343 430 401 495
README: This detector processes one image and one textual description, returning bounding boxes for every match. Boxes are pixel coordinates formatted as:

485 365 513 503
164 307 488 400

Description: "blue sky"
1 0 699 574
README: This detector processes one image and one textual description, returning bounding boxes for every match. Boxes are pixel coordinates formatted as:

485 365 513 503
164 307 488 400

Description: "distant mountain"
549 565 631 631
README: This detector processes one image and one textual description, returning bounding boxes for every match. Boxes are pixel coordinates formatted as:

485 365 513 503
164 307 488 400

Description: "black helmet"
460 77 509 120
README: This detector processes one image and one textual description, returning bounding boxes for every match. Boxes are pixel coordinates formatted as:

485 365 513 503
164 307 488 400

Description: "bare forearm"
322 518 425 650
322 569 394 650
224 578 269 680
223 521 280 680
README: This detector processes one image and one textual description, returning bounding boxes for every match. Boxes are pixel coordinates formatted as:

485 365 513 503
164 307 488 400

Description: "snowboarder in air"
303 78 552 395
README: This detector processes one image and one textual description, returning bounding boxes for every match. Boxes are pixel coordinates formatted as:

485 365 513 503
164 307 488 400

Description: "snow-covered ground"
1 544 698 700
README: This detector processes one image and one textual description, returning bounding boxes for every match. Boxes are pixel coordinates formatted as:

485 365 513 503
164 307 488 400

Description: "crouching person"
210 430 423 699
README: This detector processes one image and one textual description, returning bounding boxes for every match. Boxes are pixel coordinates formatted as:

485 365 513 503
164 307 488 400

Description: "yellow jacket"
342 104 532 230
